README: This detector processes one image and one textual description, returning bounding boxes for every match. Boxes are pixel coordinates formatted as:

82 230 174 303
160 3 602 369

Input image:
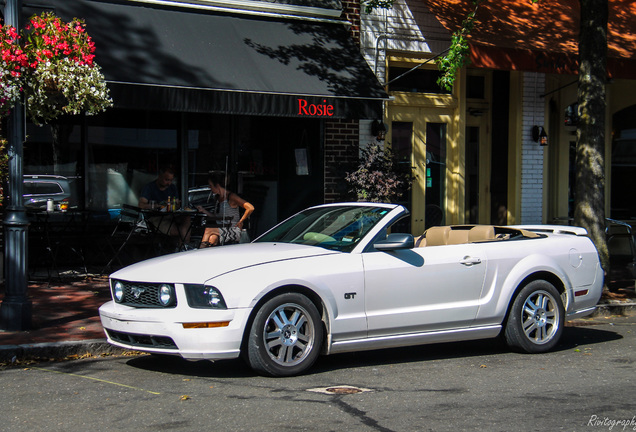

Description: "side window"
365 228 389 253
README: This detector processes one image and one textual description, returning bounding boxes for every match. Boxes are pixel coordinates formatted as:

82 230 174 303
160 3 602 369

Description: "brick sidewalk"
0 277 110 345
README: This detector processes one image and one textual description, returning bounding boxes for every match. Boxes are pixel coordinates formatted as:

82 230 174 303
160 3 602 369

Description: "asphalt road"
2 317 635 432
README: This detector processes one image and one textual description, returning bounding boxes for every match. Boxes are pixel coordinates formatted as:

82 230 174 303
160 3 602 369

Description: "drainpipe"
0 0 32 331
374 34 388 77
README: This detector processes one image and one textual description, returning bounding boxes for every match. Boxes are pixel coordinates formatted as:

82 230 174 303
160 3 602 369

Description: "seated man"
138 166 191 249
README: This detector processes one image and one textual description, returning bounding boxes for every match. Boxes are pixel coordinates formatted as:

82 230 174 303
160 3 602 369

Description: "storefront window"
24 120 83 210
86 110 178 212
565 102 580 126
466 126 480 223
187 113 234 189
187 114 323 232
467 75 486 100
611 105 636 219
23 108 325 234
390 122 413 232
388 67 450 94
426 122 447 211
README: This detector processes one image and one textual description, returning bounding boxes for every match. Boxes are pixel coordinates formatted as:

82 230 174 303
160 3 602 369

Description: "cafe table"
141 208 205 252
137 207 237 252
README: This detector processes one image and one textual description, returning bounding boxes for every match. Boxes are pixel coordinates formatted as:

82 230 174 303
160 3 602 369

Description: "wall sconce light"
371 120 387 141
532 126 548 146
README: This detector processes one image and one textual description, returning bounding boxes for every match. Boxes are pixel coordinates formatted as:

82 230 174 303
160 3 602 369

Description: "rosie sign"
297 98 334 117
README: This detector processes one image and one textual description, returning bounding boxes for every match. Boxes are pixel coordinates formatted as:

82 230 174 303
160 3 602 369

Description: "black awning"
38 0 387 119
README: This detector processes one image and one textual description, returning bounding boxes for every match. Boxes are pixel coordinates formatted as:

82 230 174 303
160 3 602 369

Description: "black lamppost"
0 0 31 331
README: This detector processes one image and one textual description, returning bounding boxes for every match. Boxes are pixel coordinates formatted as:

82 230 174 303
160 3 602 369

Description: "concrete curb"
0 339 130 363
593 301 636 317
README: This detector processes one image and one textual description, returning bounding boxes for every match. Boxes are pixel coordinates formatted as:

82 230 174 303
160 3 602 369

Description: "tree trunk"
574 0 609 279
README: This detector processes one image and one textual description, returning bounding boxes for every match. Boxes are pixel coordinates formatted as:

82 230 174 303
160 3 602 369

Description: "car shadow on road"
314 326 623 374
123 326 623 378
126 354 255 378
558 324 624 350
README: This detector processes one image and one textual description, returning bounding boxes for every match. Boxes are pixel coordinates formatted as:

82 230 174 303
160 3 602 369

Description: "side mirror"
374 233 415 251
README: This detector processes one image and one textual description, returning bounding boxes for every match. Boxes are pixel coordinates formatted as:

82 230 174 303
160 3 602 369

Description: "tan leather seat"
448 229 470 245
424 226 451 246
468 225 495 242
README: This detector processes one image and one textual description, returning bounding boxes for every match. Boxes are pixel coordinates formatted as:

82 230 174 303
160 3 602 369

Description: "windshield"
255 205 392 252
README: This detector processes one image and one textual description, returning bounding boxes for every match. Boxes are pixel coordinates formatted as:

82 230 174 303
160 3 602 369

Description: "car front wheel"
246 293 323 377
504 280 564 353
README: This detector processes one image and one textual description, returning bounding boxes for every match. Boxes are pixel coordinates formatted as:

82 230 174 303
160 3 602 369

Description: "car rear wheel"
246 293 323 377
504 280 564 353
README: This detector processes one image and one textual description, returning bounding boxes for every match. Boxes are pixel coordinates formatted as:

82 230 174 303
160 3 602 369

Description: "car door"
362 243 488 337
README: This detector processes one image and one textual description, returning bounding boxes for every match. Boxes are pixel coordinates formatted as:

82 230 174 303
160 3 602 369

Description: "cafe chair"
102 204 148 274
184 213 207 250
606 221 636 292
242 183 268 239
27 209 91 281
27 212 62 280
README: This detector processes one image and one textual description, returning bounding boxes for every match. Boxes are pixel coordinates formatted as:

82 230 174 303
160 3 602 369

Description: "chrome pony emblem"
131 286 146 299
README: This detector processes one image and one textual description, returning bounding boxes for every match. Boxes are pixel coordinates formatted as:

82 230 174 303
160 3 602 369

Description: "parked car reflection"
188 184 215 210
23 175 72 210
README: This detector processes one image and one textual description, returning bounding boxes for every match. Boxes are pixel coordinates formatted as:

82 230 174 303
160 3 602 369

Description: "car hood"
110 242 339 284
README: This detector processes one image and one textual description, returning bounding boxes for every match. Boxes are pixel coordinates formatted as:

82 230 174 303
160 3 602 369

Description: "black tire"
504 280 565 353
246 293 323 377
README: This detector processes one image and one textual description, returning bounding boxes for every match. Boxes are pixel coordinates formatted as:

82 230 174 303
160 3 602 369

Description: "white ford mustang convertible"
99 202 603 376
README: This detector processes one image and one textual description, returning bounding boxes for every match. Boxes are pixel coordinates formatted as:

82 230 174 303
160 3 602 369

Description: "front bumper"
99 300 252 360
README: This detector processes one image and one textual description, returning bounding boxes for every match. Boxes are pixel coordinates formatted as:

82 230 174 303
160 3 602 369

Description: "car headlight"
184 284 227 309
158 284 175 307
112 281 124 303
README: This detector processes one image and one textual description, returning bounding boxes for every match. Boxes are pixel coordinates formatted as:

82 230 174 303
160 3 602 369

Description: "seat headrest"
468 225 495 242
448 229 470 245
425 226 451 246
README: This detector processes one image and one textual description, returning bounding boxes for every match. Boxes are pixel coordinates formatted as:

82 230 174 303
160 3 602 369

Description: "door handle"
460 256 482 266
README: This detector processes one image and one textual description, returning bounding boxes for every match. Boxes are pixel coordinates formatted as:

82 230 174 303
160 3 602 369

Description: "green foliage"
361 0 395 14
345 143 409 203
436 1 481 91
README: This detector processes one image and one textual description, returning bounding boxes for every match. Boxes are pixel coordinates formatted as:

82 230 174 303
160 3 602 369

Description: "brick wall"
324 119 360 202
341 0 361 43
520 72 546 224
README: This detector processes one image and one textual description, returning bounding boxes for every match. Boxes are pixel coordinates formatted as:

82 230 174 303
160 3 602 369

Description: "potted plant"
345 143 410 203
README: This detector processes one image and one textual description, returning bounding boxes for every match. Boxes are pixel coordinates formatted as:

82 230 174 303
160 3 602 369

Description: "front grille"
106 329 178 350
115 281 177 308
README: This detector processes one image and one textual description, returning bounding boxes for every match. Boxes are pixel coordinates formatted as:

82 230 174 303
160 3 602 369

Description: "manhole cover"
307 385 372 395
326 387 362 394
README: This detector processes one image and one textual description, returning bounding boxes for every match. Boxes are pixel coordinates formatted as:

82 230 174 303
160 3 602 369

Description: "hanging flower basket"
0 12 112 125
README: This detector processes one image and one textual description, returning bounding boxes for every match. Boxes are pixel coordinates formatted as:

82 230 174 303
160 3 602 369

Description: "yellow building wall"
385 56 462 234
